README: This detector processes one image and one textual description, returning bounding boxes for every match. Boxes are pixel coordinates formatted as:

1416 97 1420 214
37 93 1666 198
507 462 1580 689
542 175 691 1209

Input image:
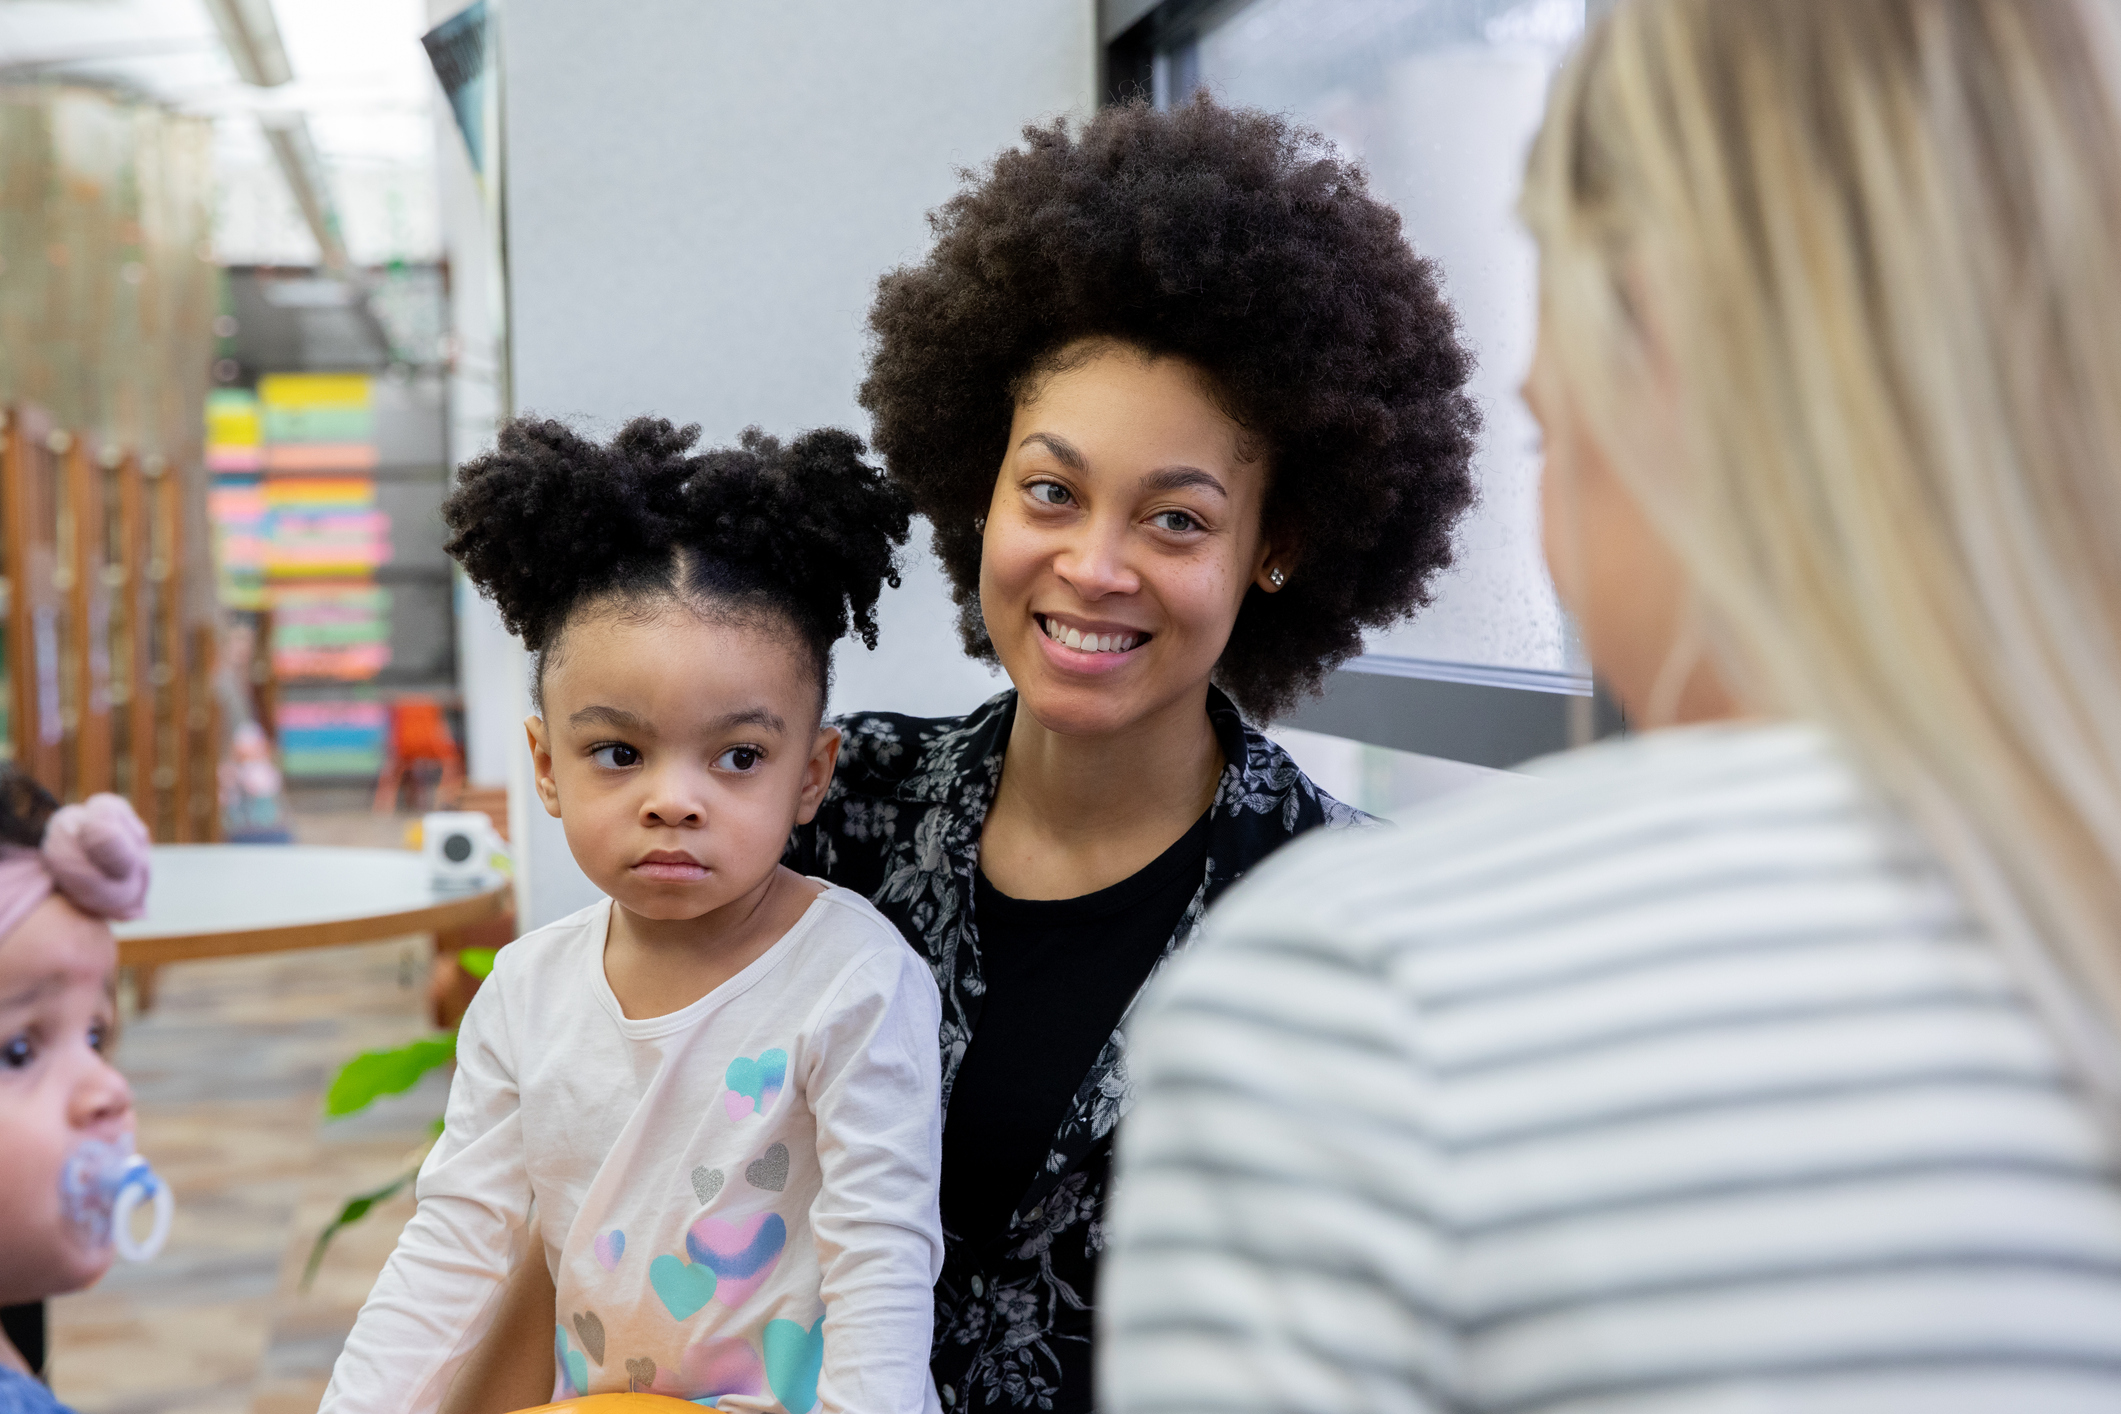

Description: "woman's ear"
796 725 842 825
524 716 562 818
1252 533 1295 594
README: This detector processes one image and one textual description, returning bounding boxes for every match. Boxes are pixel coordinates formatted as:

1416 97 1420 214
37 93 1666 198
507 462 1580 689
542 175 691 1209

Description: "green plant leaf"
323 1033 457 1118
458 947 497 979
300 1161 423 1292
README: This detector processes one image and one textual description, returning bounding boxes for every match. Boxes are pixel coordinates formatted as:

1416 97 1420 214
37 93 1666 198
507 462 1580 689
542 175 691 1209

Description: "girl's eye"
2 1034 32 1069
715 746 763 773
591 743 642 770
1028 481 1073 507
1151 509 1202 534
88 1020 109 1055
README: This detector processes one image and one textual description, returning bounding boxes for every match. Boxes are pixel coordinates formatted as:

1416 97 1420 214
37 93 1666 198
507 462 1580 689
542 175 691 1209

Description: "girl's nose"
640 767 708 827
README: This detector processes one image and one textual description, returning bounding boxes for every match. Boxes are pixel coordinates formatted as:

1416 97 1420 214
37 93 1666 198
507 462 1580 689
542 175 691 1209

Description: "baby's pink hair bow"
0 793 152 945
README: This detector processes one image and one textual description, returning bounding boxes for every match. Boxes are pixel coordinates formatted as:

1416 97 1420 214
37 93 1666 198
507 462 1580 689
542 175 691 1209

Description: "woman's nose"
1054 513 1140 599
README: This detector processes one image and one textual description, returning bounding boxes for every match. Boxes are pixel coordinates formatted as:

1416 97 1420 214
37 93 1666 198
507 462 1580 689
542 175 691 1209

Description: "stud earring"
1268 567 1287 588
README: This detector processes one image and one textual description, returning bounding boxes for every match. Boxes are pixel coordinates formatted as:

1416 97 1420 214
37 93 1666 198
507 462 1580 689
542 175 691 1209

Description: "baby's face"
529 607 840 924
0 894 132 1306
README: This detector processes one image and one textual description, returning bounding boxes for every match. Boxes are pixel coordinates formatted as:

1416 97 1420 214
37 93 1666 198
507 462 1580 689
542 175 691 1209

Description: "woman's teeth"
1043 618 1139 654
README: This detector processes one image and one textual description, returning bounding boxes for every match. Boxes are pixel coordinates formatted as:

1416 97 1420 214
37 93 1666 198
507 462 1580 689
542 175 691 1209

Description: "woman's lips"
1033 613 1149 674
1036 614 1149 653
632 859 708 882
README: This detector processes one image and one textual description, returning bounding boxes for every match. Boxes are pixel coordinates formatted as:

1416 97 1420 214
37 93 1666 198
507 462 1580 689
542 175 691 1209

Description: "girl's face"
0 895 132 1307
526 607 840 923
979 340 1284 739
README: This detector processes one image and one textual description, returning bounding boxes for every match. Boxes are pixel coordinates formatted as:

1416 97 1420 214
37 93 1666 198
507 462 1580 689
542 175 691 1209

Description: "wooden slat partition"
148 455 188 839
64 435 113 796
3 407 64 794
114 450 155 820
187 622 218 842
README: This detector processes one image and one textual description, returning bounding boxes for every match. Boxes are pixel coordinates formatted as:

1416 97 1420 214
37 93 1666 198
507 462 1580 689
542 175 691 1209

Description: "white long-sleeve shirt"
1103 722 2121 1414
324 884 945 1414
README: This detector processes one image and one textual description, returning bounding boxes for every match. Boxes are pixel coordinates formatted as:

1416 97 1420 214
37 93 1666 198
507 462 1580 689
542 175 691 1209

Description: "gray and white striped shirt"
1101 722 2121 1414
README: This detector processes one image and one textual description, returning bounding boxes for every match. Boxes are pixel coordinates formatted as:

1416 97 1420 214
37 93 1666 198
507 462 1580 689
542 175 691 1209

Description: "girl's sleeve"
805 934 947 1414
320 961 538 1414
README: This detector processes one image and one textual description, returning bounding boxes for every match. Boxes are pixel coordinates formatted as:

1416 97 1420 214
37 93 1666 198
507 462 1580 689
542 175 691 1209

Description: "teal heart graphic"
723 1048 788 1118
553 1325 582 1396
763 1314 824 1414
649 1253 718 1320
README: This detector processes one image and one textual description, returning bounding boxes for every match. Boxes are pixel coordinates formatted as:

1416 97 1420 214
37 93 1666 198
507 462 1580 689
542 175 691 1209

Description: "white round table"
113 845 510 968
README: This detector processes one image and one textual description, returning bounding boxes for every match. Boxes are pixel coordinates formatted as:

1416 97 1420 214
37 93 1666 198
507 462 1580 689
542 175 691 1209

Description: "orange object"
510 1398 708 1414
373 696 466 812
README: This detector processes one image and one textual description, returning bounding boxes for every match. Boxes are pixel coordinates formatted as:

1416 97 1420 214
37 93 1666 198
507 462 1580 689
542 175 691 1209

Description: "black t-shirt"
941 810 1212 1249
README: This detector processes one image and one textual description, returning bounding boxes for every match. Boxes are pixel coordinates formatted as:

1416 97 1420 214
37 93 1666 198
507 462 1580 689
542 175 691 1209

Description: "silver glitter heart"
691 1165 724 1205
745 1142 790 1192
626 1356 656 1389
573 1310 605 1365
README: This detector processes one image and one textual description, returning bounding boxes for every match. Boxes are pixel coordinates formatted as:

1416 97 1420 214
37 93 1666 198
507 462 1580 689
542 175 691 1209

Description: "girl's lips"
632 860 709 882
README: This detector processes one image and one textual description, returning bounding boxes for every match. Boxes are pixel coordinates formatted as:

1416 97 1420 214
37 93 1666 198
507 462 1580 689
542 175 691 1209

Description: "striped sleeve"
1101 724 2121 1414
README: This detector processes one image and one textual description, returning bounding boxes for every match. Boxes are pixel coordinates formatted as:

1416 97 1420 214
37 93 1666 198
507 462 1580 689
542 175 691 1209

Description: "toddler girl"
324 418 943 1414
0 783 162 1414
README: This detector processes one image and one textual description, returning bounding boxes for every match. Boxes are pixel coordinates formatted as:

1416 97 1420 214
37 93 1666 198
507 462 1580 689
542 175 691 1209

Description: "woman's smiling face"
979 339 1282 738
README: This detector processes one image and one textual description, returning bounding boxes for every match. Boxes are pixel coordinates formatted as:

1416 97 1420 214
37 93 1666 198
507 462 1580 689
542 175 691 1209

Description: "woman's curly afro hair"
444 415 912 711
860 96 1480 719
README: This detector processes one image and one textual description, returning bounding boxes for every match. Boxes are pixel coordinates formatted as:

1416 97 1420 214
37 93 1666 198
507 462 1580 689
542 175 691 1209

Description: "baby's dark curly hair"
0 768 57 848
444 416 912 712
861 96 1480 719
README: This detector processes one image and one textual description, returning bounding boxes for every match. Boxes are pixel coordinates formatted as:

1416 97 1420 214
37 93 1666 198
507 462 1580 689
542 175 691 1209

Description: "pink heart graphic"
685 1209 787 1309
678 1336 765 1402
722 1090 754 1122
593 1229 625 1270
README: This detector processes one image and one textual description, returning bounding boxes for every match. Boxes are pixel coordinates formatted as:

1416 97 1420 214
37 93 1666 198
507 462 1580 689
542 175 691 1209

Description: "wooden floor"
47 803 444 1414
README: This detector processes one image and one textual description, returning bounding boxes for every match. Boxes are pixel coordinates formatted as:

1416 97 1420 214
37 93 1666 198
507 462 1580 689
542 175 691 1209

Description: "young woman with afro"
448 96 1477 1414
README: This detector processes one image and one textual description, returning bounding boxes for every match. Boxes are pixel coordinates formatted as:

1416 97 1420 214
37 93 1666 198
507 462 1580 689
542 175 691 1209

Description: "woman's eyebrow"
1141 466 1227 498
1019 432 1085 470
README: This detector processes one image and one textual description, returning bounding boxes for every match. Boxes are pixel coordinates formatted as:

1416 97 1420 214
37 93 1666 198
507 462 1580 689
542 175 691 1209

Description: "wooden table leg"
132 963 161 1014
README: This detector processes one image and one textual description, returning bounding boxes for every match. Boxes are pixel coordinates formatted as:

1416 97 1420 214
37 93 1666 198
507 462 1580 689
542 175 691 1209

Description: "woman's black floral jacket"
785 686 1366 1413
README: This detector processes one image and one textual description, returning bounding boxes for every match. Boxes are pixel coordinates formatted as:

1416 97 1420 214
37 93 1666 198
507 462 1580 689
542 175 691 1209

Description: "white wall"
498 0 1096 925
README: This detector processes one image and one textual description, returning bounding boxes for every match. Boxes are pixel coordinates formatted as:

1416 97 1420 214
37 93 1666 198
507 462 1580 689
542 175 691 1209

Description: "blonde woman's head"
1521 0 2121 1057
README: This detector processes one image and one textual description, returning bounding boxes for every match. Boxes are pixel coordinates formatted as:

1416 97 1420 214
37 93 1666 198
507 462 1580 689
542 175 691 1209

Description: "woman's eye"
591 743 642 770
2 1034 32 1069
715 746 763 773
1152 509 1202 533
1028 481 1073 507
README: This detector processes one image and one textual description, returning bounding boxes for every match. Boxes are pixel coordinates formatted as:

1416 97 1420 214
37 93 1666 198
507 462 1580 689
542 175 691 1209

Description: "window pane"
1192 0 1587 688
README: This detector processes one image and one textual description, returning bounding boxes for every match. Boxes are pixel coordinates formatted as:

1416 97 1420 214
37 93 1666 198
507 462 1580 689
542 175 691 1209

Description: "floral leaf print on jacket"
787 687 1366 1413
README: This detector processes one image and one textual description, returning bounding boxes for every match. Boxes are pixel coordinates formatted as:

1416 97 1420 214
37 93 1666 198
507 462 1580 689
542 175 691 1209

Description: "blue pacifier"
59 1135 173 1262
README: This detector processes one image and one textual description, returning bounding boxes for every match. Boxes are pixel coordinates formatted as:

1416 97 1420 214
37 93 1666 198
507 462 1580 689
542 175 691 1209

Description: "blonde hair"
1522 0 2121 1075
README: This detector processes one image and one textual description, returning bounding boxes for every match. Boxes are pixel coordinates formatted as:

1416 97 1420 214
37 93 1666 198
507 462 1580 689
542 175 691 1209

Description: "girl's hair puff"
444 415 913 711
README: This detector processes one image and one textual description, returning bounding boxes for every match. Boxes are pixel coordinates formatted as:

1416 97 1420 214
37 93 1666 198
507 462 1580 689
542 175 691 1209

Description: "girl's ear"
795 725 842 826
525 716 562 818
